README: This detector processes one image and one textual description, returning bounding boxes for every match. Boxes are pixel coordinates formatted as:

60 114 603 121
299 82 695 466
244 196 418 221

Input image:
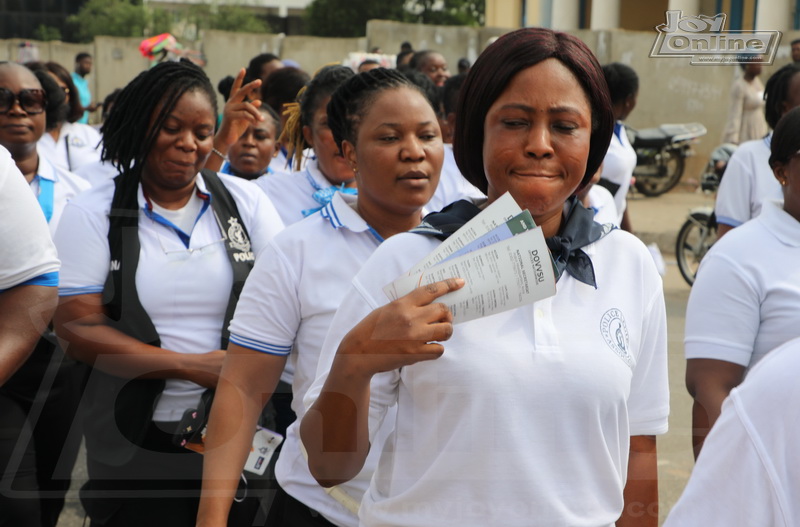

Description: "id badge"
243 427 284 476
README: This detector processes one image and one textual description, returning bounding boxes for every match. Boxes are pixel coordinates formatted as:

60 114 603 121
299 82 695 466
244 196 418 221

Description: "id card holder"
243 427 284 476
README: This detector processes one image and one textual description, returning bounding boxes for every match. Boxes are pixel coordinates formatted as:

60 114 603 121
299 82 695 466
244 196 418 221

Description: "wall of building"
4 23 799 183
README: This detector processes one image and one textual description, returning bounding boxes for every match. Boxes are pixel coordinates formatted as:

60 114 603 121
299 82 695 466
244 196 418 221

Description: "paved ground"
55 186 715 526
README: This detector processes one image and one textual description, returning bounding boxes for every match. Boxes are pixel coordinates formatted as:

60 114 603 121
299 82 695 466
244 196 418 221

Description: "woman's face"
142 89 215 192
343 86 443 217
420 53 451 87
228 115 277 179
0 65 46 149
482 59 592 233
303 95 353 185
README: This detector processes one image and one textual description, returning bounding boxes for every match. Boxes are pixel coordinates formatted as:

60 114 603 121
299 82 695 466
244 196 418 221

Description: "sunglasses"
0 88 47 115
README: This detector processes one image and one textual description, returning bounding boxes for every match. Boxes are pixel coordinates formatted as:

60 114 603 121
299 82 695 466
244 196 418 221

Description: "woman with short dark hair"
301 28 668 527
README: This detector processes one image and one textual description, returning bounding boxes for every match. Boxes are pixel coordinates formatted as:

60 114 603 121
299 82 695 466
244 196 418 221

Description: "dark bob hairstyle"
453 28 614 193
769 106 800 168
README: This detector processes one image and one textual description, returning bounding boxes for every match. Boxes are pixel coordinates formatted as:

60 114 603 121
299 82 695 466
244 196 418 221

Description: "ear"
773 164 787 186
341 139 357 169
302 125 313 147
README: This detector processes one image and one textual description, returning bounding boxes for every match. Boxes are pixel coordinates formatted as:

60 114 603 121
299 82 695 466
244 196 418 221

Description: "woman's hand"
336 277 465 378
184 349 227 389
301 277 465 487
206 68 263 171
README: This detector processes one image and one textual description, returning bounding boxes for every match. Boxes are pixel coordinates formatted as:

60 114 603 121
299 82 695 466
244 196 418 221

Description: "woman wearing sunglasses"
0 61 90 527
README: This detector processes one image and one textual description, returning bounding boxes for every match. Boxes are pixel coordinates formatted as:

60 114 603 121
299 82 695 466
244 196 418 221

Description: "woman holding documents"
196 68 444 527
301 28 669 527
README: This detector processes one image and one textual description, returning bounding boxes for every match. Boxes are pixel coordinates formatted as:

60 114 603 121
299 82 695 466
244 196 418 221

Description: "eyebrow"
164 114 214 129
375 121 436 129
498 103 585 115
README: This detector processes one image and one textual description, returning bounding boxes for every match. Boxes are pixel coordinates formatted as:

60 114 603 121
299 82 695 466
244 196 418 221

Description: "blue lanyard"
35 175 54 223
142 190 211 248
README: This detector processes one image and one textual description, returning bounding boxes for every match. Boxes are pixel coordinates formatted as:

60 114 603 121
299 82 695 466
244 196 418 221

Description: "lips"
398 170 429 180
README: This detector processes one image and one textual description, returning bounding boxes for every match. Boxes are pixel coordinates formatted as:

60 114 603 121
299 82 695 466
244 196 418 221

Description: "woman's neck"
7 144 39 183
141 179 196 210
356 201 423 240
48 122 63 142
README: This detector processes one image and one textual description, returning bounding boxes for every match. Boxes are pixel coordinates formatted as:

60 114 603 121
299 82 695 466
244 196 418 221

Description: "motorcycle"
675 144 737 286
628 122 708 197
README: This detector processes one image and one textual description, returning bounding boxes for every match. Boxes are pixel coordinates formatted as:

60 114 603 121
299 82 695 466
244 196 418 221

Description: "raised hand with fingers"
206 68 264 171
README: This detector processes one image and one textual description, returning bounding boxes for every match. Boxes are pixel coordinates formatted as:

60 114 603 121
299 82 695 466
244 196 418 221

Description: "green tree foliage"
67 0 148 42
306 0 484 37
33 25 63 42
305 0 407 37
407 0 485 26
188 5 273 34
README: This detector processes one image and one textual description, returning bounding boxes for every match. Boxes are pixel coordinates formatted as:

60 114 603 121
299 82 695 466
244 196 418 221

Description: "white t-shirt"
685 200 800 370
587 185 620 227
30 149 90 234
256 157 337 227
37 121 103 173
664 337 800 527
73 159 119 188
0 146 59 291
229 192 391 526
54 173 284 420
306 227 669 527
714 135 781 228
425 144 485 212
599 123 637 221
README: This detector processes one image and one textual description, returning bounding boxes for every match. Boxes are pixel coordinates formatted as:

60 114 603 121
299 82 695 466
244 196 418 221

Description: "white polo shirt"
600 123 637 221
37 121 103 173
685 200 800 370
0 146 59 291
54 173 284 421
307 228 669 527
256 157 340 227
229 192 393 527
74 159 119 188
715 134 781 228
587 185 619 227
30 148 90 234
425 144 485 212
665 337 800 527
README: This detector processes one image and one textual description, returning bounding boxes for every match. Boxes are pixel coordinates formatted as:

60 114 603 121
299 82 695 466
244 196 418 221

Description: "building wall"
4 23 799 180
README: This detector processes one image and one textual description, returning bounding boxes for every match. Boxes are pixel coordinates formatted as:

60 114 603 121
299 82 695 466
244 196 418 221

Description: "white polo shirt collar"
761 199 800 247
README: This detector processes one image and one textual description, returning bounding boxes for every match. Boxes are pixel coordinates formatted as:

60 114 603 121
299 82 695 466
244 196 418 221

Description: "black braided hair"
327 67 434 151
764 63 800 130
101 59 217 186
602 63 639 105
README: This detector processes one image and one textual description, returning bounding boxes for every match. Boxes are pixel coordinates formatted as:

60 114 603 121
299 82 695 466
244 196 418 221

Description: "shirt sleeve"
627 268 670 436
662 391 784 527
53 200 110 296
0 148 60 291
684 247 760 367
715 149 754 228
227 241 297 356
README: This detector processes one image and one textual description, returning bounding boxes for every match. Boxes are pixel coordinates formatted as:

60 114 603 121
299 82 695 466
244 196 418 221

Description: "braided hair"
327 67 432 151
101 59 217 186
280 65 353 170
764 63 800 130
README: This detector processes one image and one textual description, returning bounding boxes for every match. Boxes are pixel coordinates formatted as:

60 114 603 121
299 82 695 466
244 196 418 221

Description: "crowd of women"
0 27 798 527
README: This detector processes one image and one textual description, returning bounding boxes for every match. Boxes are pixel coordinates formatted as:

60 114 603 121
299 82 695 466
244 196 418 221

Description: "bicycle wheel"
675 211 716 286
634 148 685 197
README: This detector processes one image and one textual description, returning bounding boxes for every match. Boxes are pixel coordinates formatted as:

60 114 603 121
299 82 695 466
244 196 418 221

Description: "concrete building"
485 0 799 32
